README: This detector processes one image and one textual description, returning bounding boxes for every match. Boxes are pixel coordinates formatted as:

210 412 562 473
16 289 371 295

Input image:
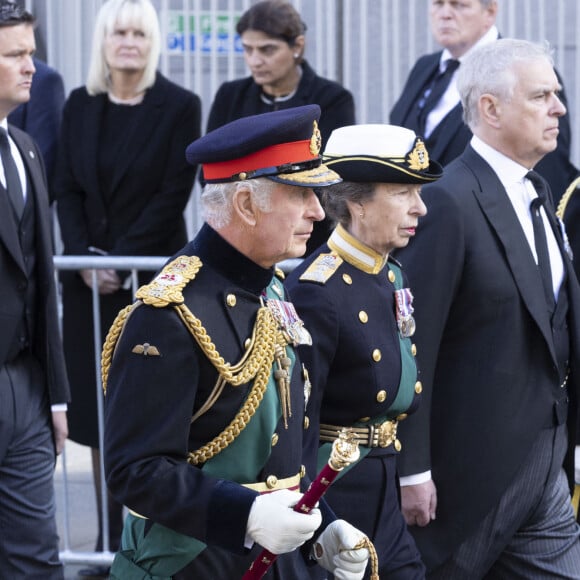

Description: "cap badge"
407 139 430 171
309 120 322 156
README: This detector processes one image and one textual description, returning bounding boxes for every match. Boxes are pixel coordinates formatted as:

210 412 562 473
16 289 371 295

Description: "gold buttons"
394 439 402 452
372 349 382 362
359 311 368 323
300 465 306 478
266 475 278 489
415 381 423 394
226 294 236 307
411 343 417 356
303 416 310 429
376 390 387 403
397 413 408 421
388 270 396 283
342 273 352 285
244 338 252 349
239 172 247 180
359 416 371 422
271 433 279 447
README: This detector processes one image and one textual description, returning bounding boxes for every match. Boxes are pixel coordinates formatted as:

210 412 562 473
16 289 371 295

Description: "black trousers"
0 352 63 579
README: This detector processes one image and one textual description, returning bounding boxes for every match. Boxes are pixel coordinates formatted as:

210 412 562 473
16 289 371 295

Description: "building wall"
25 0 580 227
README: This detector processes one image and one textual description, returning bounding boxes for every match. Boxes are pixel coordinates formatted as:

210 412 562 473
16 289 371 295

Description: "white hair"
86 0 160 96
456 38 553 129
201 178 276 229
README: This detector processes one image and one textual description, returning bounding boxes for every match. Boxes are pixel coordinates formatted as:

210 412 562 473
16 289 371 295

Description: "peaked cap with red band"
186 105 341 187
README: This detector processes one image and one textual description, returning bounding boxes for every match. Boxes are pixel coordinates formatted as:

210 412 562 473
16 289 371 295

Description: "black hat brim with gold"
186 104 341 187
322 124 443 184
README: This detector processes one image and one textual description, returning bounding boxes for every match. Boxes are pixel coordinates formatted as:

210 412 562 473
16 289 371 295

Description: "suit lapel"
13 128 53 285
464 147 557 362
400 56 440 123
426 104 463 157
0 182 24 271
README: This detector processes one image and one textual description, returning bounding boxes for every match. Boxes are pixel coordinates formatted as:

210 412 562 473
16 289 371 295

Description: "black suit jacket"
0 125 69 406
55 72 201 259
394 145 580 569
390 50 578 200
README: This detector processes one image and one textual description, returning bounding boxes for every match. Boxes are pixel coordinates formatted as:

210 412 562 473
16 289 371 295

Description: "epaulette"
299 252 343 284
275 267 286 280
135 255 203 308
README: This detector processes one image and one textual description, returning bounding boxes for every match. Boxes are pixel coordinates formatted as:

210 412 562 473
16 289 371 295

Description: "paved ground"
55 440 115 579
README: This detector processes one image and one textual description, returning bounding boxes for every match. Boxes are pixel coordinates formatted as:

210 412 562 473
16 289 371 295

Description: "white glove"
312 520 369 580
246 489 322 555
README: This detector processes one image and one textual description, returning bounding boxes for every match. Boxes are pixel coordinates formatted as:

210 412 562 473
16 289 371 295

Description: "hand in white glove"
312 520 369 580
246 489 322 555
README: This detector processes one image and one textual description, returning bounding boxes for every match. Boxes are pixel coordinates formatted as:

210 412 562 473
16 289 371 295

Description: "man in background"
0 1 70 577
390 0 577 201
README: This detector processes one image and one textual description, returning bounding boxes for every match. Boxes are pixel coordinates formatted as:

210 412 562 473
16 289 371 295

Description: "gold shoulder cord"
101 303 135 396
351 537 379 579
557 175 580 220
174 303 286 466
100 256 289 467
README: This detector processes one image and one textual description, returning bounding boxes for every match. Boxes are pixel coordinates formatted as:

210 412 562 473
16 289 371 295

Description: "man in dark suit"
0 2 70 578
390 0 577 202
9 57 65 194
394 38 580 578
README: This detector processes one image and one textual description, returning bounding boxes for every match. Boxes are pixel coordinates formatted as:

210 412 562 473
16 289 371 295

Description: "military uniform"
102 105 367 579
104 224 316 578
287 225 426 579
283 123 444 578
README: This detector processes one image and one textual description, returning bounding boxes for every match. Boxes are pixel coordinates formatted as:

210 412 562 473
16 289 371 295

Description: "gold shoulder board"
299 252 343 284
135 255 203 308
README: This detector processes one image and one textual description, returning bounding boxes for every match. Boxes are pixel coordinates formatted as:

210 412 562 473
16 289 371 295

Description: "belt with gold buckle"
320 420 400 450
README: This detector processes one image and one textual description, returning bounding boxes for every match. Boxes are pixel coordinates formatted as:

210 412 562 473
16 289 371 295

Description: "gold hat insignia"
407 138 430 171
309 120 322 156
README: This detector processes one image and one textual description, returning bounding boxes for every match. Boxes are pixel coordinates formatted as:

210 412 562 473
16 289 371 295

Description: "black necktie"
526 171 555 312
416 59 460 135
0 127 24 220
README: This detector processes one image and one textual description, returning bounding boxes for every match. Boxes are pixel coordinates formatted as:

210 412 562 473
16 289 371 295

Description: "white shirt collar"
440 25 499 70
470 136 565 298
471 135 530 189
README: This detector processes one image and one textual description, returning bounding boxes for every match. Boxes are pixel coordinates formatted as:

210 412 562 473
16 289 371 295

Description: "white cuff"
400 470 431 487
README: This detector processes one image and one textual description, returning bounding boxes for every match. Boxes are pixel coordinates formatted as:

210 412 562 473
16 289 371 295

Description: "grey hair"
201 178 276 229
322 181 376 229
456 38 553 129
86 0 160 96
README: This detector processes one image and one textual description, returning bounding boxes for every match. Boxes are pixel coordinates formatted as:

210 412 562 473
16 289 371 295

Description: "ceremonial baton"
242 429 360 580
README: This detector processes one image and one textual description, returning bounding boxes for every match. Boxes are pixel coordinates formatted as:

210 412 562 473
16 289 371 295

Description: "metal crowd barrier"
54 255 167 569
52 254 301 568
